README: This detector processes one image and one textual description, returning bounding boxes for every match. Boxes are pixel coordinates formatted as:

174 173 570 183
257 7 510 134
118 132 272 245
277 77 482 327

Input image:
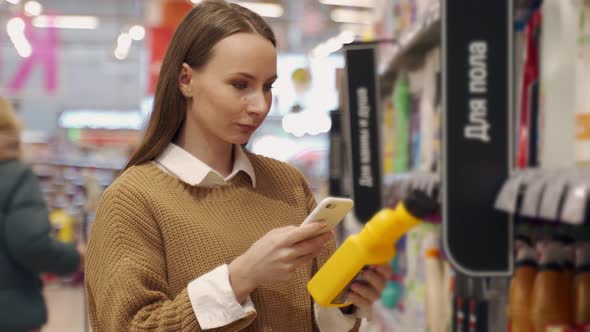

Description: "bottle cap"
516 245 537 264
537 241 563 268
403 190 438 219
575 242 590 268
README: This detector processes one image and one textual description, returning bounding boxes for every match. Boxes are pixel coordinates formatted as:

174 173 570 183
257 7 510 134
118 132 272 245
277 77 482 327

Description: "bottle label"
330 265 370 305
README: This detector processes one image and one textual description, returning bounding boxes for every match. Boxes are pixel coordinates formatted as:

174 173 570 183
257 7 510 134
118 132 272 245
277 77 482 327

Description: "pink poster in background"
3 16 58 94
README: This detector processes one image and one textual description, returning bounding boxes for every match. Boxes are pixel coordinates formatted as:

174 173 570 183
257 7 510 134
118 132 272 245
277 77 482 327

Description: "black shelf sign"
329 110 344 197
344 44 383 222
442 0 513 276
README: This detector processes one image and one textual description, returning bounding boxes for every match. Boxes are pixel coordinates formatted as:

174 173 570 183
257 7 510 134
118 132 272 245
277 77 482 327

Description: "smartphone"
301 197 354 230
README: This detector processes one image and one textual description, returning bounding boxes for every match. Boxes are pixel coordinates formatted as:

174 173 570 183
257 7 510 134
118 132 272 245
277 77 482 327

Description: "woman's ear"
179 63 193 98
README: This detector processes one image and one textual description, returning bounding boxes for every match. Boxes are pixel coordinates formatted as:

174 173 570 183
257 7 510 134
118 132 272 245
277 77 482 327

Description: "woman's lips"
237 124 257 132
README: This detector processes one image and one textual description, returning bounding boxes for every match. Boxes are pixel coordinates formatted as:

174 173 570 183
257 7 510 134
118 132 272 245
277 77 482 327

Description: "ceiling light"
11 37 32 58
310 30 356 59
32 15 99 29
330 8 374 24
319 0 376 8
7 17 25 35
59 110 143 130
282 111 332 137
24 1 43 16
114 48 129 60
117 32 132 49
7 17 32 58
340 30 355 44
128 25 145 41
5 0 21 4
234 2 284 18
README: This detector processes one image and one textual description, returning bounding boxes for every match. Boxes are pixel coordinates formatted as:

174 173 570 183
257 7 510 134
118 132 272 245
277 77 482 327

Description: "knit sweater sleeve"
85 177 255 332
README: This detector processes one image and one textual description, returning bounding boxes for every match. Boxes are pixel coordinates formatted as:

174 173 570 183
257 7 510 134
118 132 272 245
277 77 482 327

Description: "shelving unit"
379 2 441 97
29 160 120 250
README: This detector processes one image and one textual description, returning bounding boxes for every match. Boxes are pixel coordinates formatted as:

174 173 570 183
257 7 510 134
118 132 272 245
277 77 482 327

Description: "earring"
184 89 192 97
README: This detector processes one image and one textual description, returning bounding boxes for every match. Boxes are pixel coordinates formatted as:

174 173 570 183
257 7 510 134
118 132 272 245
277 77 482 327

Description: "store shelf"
31 160 122 171
379 3 441 97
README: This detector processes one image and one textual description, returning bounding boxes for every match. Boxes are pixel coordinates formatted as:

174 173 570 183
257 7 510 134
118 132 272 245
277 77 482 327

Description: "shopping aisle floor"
43 283 89 332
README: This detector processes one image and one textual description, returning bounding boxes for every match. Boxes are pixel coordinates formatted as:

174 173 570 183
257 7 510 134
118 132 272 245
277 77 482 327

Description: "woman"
85 1 389 331
0 97 83 332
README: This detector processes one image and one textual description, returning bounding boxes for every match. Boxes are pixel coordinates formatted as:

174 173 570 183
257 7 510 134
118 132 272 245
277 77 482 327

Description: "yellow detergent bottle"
308 191 437 307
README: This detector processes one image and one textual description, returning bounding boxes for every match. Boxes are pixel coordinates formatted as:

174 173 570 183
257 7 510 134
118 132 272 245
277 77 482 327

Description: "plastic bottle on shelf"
531 241 573 331
563 240 576 284
423 232 445 332
442 260 454 331
508 242 537 332
308 191 436 307
561 236 576 328
381 255 403 309
393 74 410 173
574 242 590 326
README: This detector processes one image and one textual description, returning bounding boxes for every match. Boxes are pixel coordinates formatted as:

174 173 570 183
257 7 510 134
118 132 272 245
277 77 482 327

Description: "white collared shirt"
155 143 256 188
153 143 358 331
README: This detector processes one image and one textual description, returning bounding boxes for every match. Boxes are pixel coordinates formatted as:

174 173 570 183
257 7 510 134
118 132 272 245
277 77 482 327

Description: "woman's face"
180 32 277 146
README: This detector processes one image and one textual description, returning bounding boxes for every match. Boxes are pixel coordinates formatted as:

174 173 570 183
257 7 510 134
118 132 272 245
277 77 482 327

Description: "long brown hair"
0 97 22 132
125 0 276 170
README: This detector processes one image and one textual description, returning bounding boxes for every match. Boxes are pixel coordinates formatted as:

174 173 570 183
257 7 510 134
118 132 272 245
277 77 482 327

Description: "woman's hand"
346 265 391 310
229 222 332 302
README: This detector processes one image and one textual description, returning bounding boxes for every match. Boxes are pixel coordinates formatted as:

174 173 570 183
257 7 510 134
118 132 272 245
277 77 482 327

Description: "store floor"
43 284 89 332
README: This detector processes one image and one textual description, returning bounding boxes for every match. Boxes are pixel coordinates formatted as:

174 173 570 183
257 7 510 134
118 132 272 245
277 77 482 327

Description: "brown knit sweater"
85 153 339 331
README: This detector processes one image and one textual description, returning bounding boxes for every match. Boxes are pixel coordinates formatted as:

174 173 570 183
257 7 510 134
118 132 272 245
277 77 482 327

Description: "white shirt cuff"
314 303 357 332
188 264 256 329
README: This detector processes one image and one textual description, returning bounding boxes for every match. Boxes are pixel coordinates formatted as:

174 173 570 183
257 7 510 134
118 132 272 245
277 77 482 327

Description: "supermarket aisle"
43 284 88 332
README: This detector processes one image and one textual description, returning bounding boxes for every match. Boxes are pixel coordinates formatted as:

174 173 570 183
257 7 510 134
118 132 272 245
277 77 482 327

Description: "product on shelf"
508 240 537 332
49 208 76 243
393 74 410 173
423 232 445 332
418 48 440 172
382 255 403 309
517 6 541 168
531 241 573 331
574 242 590 326
575 3 590 164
